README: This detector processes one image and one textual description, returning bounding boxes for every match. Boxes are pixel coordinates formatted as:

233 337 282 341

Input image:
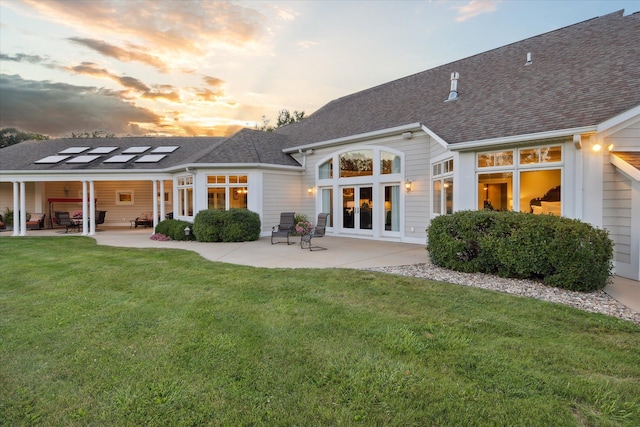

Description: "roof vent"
446 72 459 101
525 52 532 66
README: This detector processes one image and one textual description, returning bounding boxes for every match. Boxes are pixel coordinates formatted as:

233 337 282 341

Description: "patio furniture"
271 212 296 245
0 214 5 230
300 213 330 251
55 211 80 233
26 213 46 230
134 212 154 228
95 210 107 226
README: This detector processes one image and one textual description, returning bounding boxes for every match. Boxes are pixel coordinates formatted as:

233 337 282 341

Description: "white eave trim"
447 126 596 151
597 104 640 137
283 123 423 153
420 124 448 148
610 152 640 181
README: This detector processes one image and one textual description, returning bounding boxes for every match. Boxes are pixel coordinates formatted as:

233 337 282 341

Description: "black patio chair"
271 212 296 245
300 213 330 251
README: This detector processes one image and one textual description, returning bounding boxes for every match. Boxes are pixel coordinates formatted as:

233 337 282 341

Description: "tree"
67 130 116 138
256 109 305 132
0 128 49 148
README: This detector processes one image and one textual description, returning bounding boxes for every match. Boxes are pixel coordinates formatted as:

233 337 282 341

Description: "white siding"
261 171 302 234
602 120 640 279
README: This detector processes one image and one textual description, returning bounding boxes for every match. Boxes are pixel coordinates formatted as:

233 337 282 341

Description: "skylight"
123 146 151 154
104 154 136 163
135 154 166 163
152 146 179 153
59 147 90 154
35 155 70 164
67 155 101 164
88 146 118 154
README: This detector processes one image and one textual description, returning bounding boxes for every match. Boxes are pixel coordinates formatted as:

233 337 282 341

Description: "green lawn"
1 237 639 426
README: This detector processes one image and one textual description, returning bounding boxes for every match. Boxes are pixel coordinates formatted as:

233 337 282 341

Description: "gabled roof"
277 10 640 147
611 151 640 181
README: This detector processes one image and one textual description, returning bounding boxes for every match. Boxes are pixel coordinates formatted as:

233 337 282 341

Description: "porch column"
82 181 89 236
152 180 159 232
19 181 27 236
89 181 96 236
159 180 166 221
12 181 20 236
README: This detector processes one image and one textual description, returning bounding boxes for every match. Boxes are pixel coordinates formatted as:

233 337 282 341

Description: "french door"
341 186 373 234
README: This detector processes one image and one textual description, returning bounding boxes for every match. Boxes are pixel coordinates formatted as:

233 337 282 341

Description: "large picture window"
207 174 248 210
476 144 562 214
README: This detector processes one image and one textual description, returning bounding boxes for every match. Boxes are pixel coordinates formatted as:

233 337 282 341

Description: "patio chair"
95 210 107 225
271 212 296 245
26 213 46 230
134 212 154 228
55 211 79 233
300 213 330 251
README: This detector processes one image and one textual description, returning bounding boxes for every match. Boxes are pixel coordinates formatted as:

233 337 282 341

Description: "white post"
12 181 19 236
89 181 96 235
152 180 158 233
19 181 27 236
82 181 89 236
159 180 166 221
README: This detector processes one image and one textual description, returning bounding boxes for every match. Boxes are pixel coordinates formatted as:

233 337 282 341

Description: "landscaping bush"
427 210 614 292
154 219 195 241
193 209 261 242
292 213 310 236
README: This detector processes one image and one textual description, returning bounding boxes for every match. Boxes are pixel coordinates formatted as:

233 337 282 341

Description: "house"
1 10 639 280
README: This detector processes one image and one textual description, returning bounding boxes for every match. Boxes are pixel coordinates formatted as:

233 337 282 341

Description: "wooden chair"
300 213 330 251
271 212 296 244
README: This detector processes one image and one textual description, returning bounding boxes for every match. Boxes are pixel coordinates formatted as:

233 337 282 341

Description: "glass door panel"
342 186 373 233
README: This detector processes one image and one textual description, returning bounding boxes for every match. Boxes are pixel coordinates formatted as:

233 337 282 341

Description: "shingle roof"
193 128 300 166
0 137 226 171
276 10 640 147
612 152 640 170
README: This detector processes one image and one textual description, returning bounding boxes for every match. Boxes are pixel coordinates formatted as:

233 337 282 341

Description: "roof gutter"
283 122 423 153
446 126 597 151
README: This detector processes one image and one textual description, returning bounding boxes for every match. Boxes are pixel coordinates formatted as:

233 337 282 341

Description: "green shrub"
193 209 261 242
427 210 613 292
154 219 195 241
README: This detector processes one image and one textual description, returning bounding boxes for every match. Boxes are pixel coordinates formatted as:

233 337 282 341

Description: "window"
319 159 333 179
339 150 373 178
177 176 194 216
206 174 248 210
477 145 562 214
432 158 454 215
381 151 401 174
116 190 134 205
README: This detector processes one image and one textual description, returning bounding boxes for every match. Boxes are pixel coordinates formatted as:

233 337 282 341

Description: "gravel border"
366 262 640 325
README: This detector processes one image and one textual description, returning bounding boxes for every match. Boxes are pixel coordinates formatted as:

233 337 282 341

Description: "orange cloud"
68 37 169 72
454 0 499 22
21 0 269 56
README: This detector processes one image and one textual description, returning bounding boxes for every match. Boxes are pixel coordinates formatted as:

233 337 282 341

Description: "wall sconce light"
307 185 314 196
405 180 412 193
184 226 191 236
592 142 602 152
64 186 69 196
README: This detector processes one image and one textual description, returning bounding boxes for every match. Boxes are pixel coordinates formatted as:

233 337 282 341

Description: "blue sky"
0 0 638 137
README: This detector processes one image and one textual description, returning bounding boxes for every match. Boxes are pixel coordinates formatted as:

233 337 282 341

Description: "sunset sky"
1 0 638 138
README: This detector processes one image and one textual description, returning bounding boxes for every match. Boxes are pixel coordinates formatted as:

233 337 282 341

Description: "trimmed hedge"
427 210 614 292
154 219 196 241
193 209 261 242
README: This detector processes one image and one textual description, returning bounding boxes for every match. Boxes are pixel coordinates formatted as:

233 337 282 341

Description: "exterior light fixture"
405 180 412 193
184 226 191 236
592 142 602 152
307 186 314 196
